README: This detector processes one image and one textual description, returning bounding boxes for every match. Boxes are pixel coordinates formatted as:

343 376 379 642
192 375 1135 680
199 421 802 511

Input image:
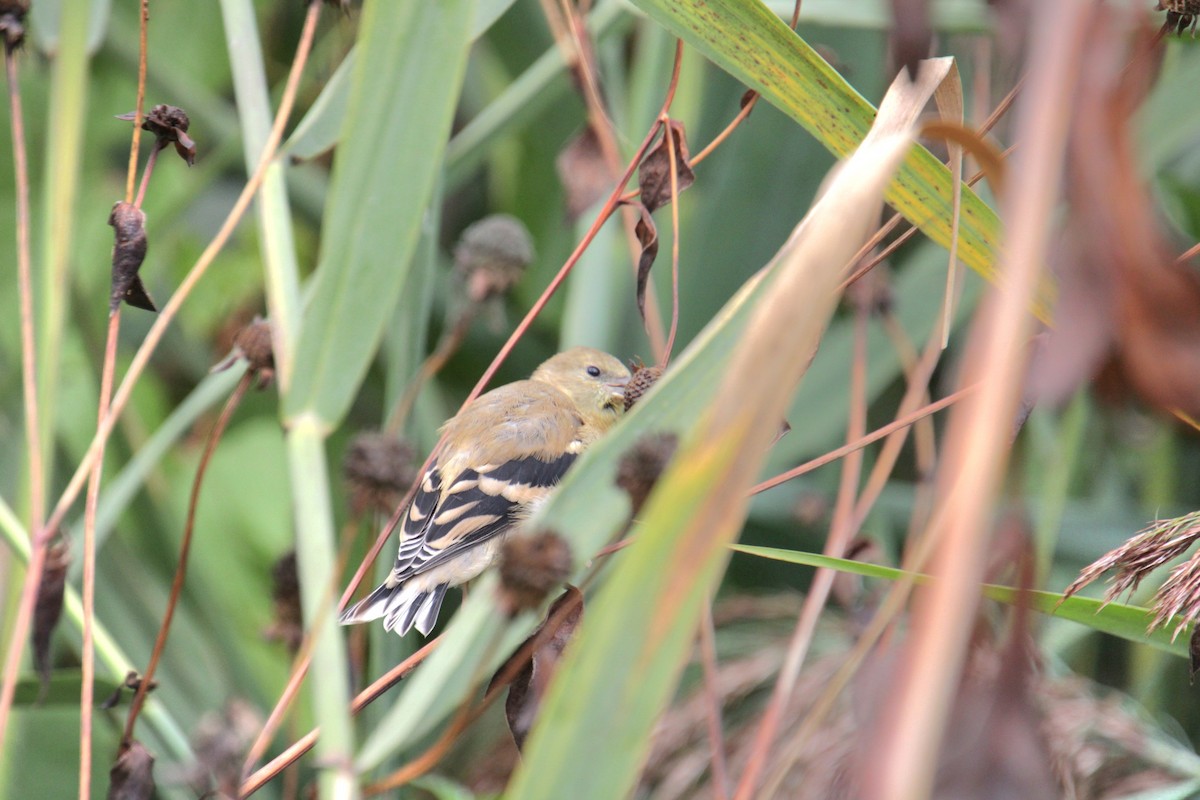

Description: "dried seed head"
454 214 535 303
189 700 261 797
342 431 417 516
32 539 69 694
118 104 197 166
264 551 303 654
233 319 276 387
498 530 573 615
109 739 156 800
1063 510 1200 605
615 432 679 517
0 0 26 50
623 362 664 412
844 262 894 317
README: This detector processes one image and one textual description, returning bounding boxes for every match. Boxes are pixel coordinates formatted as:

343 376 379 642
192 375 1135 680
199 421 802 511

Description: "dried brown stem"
38 0 321 548
238 637 441 798
750 386 973 497
698 602 731 799
133 144 159 210
80 312 121 800
124 0 149 205
0 36 44 755
663 105 683 364
385 306 478 436
241 518 360 782
735 303 869 800
123 372 253 745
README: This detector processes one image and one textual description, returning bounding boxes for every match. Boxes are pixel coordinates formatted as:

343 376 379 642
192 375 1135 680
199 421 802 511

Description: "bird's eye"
586 365 601 377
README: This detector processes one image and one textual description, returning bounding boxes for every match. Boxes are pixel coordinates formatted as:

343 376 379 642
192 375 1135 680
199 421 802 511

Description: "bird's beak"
607 378 629 405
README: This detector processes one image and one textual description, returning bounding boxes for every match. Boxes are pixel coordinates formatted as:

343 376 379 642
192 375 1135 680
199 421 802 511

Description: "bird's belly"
404 536 505 593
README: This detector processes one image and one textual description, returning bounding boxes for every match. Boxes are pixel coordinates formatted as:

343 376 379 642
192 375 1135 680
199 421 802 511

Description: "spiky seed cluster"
498 530 573 615
233 319 275 387
1063 510 1200 604
342 431 416 516
264 551 303 654
623 362 664 412
454 214 535 304
615 432 679 517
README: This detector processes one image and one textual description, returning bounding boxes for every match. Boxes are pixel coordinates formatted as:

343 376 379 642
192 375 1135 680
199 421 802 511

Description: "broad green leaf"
624 0 1050 317
733 545 1191 658
282 49 357 163
765 0 990 31
284 0 475 426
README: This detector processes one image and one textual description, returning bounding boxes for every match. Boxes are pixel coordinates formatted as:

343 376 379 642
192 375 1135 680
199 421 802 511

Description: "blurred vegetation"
1 1 1200 798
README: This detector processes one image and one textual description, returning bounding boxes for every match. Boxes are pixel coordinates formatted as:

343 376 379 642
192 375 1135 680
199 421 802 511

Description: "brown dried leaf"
32 540 69 696
628 201 659 322
108 202 154 313
108 740 155 800
637 120 695 215
557 128 609 220
491 587 584 749
891 0 932 79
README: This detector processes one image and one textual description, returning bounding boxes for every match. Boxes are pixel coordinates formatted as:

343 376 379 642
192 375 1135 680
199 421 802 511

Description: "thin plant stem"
240 517 361 782
239 637 441 798
662 108 682 364
123 0 150 205
549 0 672 359
698 602 731 800
38 0 321 546
734 303 869 800
133 144 160 210
122 373 253 745
749 386 974 497
81 312 121 800
0 38 44 754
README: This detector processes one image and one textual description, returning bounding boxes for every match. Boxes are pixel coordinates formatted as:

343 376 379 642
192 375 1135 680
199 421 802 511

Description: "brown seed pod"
454 214 535 304
615 432 679 517
342 431 417 516
623 362 664 412
233 319 275 387
264 551 303 654
498 530 573 616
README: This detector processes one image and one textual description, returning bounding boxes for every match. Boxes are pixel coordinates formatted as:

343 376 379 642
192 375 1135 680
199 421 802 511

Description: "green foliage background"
2 1 1200 797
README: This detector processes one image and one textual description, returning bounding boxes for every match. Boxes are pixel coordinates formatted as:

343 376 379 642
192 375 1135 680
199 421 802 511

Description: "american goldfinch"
340 347 631 636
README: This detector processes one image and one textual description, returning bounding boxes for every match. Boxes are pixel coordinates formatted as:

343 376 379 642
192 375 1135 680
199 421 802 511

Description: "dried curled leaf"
32 539 70 696
638 120 695 215
118 104 196 166
108 740 155 800
629 202 659 323
108 202 154 313
490 587 584 749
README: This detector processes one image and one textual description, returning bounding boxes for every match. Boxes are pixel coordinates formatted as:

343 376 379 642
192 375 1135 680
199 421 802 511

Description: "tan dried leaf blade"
1063 510 1200 605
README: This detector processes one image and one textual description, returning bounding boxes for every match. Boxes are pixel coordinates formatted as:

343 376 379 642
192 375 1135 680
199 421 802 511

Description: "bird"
339 347 632 636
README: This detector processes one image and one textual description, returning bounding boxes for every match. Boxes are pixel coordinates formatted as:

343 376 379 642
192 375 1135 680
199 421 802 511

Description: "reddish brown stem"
80 312 121 800
133 144 160 210
238 637 441 797
0 38 44 755
123 372 253 744
698 602 731 799
38 0 321 550
124 0 149 205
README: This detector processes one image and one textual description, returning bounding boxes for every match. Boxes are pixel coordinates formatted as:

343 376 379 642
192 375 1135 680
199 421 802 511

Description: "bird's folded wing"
391 452 577 581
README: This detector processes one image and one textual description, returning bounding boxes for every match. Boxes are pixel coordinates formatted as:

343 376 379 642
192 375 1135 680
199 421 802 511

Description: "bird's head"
532 347 631 432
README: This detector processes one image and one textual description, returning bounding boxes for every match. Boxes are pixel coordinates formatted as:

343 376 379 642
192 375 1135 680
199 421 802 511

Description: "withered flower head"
108 739 155 800
117 104 196 166
498 530 573 615
1158 1 1200 36
0 0 27 51
342 431 417 516
264 551 303 654
454 214 535 304
233 318 275 388
623 360 664 412
615 432 679 517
